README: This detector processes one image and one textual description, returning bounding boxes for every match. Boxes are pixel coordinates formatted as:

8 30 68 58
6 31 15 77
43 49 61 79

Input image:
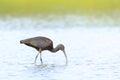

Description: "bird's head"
57 44 65 51
57 44 68 64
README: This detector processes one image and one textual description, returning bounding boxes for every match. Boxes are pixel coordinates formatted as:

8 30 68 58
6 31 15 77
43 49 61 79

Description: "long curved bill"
63 50 68 64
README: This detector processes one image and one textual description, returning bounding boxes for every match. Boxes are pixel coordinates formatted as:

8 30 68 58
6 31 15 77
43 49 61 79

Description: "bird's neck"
50 46 60 52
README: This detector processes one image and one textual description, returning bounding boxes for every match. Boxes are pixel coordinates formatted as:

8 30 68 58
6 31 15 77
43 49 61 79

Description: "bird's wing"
30 40 38 47
30 39 52 49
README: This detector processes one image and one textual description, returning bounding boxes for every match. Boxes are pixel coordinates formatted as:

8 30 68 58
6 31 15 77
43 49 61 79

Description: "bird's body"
21 37 53 51
20 36 68 64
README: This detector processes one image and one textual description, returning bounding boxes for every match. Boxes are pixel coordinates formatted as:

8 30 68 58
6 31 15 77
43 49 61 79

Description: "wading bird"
20 36 68 64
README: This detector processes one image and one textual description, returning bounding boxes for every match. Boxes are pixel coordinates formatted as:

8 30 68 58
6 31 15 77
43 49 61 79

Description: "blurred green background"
0 0 120 16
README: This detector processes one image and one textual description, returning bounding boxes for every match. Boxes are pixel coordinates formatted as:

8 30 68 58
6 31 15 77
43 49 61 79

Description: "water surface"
0 15 120 80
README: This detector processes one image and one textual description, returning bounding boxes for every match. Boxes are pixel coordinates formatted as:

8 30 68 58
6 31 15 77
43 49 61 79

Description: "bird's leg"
39 48 43 65
34 53 39 64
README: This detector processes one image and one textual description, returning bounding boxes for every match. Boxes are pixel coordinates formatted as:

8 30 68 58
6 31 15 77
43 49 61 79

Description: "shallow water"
0 15 120 30
0 27 120 80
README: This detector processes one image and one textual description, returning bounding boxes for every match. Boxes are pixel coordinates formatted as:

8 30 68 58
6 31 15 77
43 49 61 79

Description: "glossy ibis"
20 36 68 64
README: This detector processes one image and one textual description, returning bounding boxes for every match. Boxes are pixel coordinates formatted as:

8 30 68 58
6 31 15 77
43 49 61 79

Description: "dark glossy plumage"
20 36 68 64
20 36 53 51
